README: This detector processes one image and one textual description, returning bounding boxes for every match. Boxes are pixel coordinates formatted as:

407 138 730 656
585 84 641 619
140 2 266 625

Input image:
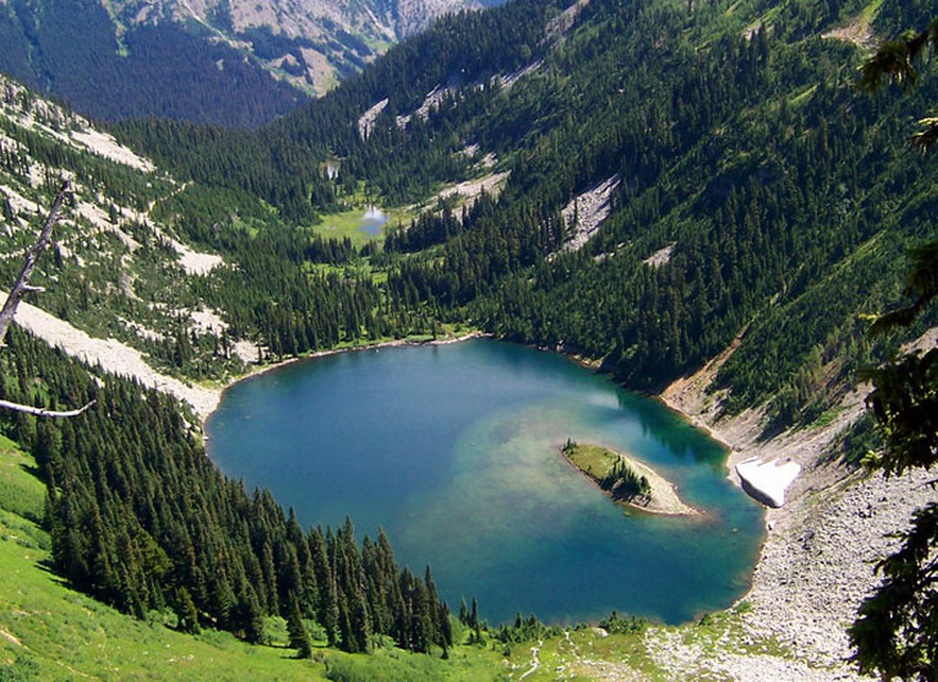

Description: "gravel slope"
657 347 936 680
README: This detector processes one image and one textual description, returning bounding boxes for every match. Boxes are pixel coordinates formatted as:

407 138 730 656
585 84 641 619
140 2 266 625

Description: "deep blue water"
206 339 764 625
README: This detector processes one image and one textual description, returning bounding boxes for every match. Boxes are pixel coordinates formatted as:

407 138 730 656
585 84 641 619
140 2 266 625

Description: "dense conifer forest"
0 326 453 655
0 0 305 126
116 0 938 430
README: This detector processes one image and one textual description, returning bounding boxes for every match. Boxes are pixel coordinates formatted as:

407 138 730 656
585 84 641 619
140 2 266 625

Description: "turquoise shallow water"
206 339 764 625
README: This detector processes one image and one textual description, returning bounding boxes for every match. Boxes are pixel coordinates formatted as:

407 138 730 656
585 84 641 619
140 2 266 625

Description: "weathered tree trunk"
0 180 95 417
0 181 71 347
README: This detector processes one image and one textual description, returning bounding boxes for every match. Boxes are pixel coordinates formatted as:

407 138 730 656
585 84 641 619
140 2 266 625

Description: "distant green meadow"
314 206 410 247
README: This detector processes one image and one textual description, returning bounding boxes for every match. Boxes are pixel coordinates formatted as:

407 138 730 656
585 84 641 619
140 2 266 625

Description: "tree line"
0 326 455 656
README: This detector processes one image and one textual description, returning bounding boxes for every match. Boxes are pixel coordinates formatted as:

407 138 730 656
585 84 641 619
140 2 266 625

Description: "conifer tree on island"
848 18 938 682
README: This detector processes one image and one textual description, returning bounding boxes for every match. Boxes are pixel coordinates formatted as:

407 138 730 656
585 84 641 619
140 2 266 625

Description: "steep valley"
0 0 937 678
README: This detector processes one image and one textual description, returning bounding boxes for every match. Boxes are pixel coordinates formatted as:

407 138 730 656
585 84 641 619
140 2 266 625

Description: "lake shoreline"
205 335 759 626
177 338 938 678
13 300 898 674
202 331 491 431
651 343 938 678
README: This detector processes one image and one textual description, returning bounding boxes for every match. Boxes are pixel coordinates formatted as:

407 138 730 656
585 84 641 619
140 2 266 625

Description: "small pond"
359 206 387 237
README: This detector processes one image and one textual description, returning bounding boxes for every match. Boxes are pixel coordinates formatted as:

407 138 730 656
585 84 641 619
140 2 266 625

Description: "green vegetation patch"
0 436 44 524
0 435 333 681
561 440 651 503
314 207 408 248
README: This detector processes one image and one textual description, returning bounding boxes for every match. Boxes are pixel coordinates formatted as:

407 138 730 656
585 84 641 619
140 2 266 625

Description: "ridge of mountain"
0 0 504 126
103 0 503 92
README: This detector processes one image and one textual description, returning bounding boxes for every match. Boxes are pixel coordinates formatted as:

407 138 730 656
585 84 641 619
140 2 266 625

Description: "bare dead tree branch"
0 399 95 418
0 180 71 347
0 179 95 417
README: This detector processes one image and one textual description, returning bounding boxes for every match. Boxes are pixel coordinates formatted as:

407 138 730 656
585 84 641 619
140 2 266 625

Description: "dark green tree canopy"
849 17 938 682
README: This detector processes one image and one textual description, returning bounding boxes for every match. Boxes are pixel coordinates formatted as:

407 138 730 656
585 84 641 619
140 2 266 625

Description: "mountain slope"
103 0 500 84
0 0 505 126
0 0 305 126
124 0 936 417
0 71 253 393
0 430 330 680
1 0 937 678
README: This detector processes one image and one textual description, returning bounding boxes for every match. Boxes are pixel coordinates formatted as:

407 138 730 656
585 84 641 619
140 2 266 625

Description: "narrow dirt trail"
519 639 543 680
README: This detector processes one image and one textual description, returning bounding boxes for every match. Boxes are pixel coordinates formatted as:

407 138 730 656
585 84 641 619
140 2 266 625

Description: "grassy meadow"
0 434 511 680
314 207 411 249
0 432 805 680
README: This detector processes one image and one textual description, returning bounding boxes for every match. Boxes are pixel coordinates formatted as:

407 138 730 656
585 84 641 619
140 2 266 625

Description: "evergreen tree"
172 586 200 635
233 584 265 645
287 595 313 659
848 18 938 682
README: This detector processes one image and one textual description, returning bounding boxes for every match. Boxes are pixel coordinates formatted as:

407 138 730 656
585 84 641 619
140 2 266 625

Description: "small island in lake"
560 439 698 516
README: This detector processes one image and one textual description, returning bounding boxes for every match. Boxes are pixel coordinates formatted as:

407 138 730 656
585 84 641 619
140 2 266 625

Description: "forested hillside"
0 77 466 661
0 327 453 654
0 0 510 126
118 0 937 438
0 0 307 127
0 0 937 677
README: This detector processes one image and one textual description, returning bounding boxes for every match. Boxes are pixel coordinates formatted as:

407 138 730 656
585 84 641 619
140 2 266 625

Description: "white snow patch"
736 457 801 508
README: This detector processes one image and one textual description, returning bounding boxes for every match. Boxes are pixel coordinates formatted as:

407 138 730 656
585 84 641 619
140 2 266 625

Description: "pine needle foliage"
849 16 938 682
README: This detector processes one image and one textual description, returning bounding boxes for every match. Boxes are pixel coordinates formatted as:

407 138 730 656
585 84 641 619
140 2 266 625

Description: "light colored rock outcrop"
656 331 938 678
561 175 620 252
1 294 220 419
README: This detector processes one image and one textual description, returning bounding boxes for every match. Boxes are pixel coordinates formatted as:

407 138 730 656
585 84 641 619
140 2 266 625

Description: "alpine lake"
206 338 764 626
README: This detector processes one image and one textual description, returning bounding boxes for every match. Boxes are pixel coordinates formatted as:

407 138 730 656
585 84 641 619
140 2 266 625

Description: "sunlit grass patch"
314 207 411 248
